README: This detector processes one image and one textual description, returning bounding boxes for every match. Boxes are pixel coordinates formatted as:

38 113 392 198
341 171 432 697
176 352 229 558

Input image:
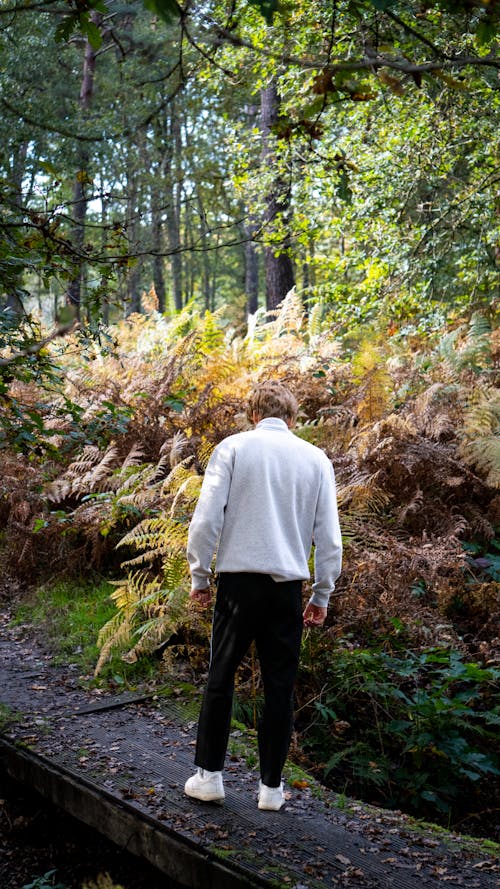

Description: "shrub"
297 642 500 832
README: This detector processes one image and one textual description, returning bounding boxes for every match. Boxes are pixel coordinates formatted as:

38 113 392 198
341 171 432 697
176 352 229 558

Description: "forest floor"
0 605 499 889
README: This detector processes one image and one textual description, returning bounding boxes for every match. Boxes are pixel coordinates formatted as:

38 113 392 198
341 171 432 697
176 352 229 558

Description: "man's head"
247 381 298 427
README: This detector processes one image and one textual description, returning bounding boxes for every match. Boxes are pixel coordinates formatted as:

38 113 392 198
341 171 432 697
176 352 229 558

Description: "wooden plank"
0 738 267 889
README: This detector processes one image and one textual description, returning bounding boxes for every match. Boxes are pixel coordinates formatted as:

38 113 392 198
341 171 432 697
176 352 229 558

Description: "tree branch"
0 320 79 367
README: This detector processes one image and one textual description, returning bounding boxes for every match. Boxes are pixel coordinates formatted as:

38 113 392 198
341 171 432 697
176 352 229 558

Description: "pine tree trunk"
260 81 295 311
125 155 142 316
151 175 166 314
244 219 259 315
4 141 29 316
66 16 100 318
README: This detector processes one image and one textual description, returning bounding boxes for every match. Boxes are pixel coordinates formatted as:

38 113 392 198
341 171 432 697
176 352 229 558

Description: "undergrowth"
1 296 499 835
11 579 160 686
295 637 500 835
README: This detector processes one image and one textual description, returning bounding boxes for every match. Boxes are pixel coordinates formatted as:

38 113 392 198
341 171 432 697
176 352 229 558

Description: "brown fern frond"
166 431 189 467
270 289 305 336
120 443 146 472
336 469 389 514
73 444 119 494
351 414 417 460
395 488 424 527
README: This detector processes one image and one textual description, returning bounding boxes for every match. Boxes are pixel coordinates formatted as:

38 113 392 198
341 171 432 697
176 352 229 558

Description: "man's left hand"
303 602 327 627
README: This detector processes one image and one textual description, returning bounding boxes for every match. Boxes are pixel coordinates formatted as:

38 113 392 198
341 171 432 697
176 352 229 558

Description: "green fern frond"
307 302 323 339
438 313 492 374
351 342 392 425
95 603 135 676
459 390 500 487
120 546 170 568
160 456 195 496
162 550 189 590
200 310 225 354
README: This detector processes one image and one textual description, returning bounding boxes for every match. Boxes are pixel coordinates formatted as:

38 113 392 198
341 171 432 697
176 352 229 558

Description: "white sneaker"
184 768 225 802
258 780 284 811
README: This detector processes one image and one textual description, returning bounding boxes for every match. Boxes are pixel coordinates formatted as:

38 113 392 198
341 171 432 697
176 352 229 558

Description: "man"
185 381 342 811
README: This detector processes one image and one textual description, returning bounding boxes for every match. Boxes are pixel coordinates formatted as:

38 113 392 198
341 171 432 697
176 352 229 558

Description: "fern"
459 390 500 488
351 341 392 426
437 313 492 375
95 457 202 672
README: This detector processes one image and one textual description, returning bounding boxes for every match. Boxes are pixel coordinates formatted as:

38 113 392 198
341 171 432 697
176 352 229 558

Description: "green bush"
298 644 500 829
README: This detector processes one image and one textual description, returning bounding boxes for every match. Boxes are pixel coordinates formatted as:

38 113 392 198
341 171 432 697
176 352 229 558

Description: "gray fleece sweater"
187 417 342 608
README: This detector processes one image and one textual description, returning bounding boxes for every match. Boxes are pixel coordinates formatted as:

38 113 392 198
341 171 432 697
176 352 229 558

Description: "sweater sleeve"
310 458 343 608
186 441 233 590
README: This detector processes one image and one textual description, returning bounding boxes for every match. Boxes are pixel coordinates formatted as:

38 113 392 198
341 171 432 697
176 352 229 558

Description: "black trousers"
194 572 303 788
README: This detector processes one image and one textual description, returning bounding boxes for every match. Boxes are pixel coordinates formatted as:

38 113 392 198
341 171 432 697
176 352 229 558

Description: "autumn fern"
459 389 500 488
95 457 203 672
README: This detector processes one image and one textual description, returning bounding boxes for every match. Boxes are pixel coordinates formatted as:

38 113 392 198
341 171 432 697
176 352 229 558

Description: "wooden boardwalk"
0 621 498 889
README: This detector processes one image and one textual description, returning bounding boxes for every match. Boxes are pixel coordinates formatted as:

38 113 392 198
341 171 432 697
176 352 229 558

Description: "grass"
11 578 158 686
0 701 20 731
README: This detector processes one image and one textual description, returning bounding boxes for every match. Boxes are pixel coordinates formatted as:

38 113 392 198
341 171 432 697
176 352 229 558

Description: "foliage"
21 871 68 889
1 0 499 331
297 642 500 828
82 874 124 889
13 579 118 676
1 300 498 833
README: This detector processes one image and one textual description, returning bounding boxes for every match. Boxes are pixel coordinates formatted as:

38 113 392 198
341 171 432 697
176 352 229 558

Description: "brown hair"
247 381 298 424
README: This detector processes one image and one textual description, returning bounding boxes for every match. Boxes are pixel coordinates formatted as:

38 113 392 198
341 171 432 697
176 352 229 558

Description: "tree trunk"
260 81 295 311
150 163 166 314
100 177 110 325
66 15 100 318
243 216 259 315
3 140 29 317
125 154 142 316
165 100 183 312
196 190 211 312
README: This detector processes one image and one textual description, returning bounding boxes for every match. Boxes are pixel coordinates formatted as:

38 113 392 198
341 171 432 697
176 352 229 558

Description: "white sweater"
187 418 342 608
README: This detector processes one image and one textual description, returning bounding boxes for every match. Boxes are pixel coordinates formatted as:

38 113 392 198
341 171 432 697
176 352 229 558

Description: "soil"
0 771 181 889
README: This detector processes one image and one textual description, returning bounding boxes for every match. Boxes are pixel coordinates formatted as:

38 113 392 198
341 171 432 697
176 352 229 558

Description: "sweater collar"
256 418 291 432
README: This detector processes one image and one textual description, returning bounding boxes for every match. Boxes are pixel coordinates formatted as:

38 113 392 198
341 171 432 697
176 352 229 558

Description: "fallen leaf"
336 854 351 866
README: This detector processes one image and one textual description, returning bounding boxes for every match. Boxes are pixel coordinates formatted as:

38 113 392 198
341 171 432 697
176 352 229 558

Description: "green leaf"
142 0 181 24
33 518 48 533
337 169 353 204
476 20 496 47
81 18 103 49
54 14 79 43
368 0 397 9
165 395 185 412
247 0 280 24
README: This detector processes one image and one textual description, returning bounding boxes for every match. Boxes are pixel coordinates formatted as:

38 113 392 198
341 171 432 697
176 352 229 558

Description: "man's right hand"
189 588 213 609
303 602 327 627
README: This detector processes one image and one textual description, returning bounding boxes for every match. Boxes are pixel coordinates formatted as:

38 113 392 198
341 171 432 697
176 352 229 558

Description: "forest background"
1 0 499 841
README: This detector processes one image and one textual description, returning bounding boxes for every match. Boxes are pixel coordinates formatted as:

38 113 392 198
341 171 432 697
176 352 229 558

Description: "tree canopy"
1 0 498 329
